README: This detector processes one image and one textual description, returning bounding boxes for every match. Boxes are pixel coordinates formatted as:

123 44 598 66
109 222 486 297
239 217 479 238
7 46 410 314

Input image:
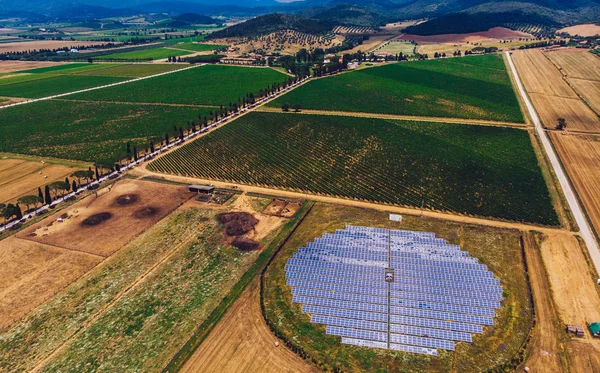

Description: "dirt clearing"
18 179 192 257
550 133 600 242
0 237 101 330
179 279 317 373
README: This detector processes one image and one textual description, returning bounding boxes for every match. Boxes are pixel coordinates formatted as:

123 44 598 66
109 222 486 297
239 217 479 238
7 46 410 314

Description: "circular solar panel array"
285 225 503 356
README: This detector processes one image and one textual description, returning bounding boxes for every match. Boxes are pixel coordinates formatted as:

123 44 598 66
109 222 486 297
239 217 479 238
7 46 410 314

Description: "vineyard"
503 23 555 37
0 74 126 98
148 112 557 225
268 54 525 123
69 64 289 106
333 26 377 34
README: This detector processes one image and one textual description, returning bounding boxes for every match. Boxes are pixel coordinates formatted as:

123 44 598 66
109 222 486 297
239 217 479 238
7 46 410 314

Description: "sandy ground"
179 279 318 373
550 133 600 238
18 179 193 257
0 158 81 204
0 61 72 73
558 24 600 37
0 236 101 330
521 233 565 372
0 40 114 54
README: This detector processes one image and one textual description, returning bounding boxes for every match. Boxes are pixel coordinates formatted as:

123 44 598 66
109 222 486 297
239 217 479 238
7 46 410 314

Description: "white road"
0 64 203 110
505 51 600 276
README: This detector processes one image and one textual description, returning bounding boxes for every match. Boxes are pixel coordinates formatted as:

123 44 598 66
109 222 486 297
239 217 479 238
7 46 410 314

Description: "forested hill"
207 14 334 39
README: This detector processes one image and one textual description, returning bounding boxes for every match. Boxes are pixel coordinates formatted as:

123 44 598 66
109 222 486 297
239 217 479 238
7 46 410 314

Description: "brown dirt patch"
402 27 532 43
134 206 159 218
115 193 139 206
558 24 600 37
231 236 261 251
551 133 600 236
81 212 113 227
0 237 101 330
18 180 193 257
0 61 71 73
179 279 318 373
217 212 258 236
262 199 302 218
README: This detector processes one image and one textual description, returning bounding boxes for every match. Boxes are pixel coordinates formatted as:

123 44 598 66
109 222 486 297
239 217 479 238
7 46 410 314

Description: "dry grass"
0 61 70 73
569 79 600 115
546 51 600 81
529 93 600 132
0 237 101 330
0 158 81 205
512 49 577 98
558 24 600 37
550 133 600 237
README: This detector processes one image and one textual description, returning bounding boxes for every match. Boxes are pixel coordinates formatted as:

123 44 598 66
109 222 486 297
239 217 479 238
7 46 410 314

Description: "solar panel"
287 225 503 356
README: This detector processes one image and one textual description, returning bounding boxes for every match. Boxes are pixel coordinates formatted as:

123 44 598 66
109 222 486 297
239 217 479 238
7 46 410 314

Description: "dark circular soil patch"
231 237 261 252
115 194 139 206
216 212 258 236
81 212 113 226
134 206 159 219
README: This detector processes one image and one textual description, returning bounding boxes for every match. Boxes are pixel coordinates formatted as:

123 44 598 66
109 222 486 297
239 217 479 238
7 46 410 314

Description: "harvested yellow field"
558 24 600 37
0 158 83 205
546 50 600 81
569 79 600 115
512 49 577 98
550 133 600 236
529 93 600 132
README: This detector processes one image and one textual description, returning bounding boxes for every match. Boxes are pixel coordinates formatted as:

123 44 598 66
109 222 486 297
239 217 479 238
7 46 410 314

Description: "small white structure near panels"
285 225 503 356
389 214 403 222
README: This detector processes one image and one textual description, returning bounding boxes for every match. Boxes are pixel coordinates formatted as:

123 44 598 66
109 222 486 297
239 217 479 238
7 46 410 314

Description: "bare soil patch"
0 237 101 330
262 198 302 218
81 212 113 227
231 236 261 251
217 212 259 236
115 193 139 206
551 133 600 239
18 179 193 257
179 279 318 373
558 24 600 37
0 61 67 73
402 27 532 43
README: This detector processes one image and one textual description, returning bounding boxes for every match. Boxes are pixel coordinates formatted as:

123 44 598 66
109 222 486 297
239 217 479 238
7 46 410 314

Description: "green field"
17 63 105 74
170 42 226 52
102 47 192 60
376 41 415 55
149 112 557 225
0 75 126 98
269 55 524 123
77 64 187 78
70 65 290 106
0 100 216 161
0 204 284 372
263 203 534 373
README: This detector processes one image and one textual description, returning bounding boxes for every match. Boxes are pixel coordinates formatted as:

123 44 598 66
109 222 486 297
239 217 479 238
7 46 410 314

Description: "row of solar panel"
309 241 468 258
287 257 500 284
303 304 483 333
287 271 501 301
326 325 387 343
285 265 503 294
315 314 473 343
287 257 500 286
295 295 494 326
341 337 389 351
288 278 500 309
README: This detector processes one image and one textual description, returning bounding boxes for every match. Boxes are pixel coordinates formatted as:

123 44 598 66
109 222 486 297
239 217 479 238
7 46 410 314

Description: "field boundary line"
0 64 204 110
29 221 204 373
255 107 529 128
15 236 107 259
506 51 600 276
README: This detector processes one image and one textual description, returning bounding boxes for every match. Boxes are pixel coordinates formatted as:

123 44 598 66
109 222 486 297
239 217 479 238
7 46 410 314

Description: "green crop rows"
269 54 524 123
76 64 187 78
0 100 216 161
171 43 226 52
149 112 557 225
0 75 126 98
102 47 193 60
70 65 290 105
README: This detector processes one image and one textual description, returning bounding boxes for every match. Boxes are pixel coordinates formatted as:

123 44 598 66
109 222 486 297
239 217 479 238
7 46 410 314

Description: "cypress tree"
15 204 22 219
38 187 43 201
165 133 170 145
44 185 52 205
95 167 100 180
72 180 77 192
126 142 131 154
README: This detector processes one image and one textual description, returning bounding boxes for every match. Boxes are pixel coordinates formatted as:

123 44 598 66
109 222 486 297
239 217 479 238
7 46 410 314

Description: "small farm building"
589 322 600 337
188 185 215 194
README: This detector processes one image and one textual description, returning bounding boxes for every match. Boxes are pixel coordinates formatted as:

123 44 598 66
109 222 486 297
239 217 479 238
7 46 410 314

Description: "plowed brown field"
550 132 600 237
